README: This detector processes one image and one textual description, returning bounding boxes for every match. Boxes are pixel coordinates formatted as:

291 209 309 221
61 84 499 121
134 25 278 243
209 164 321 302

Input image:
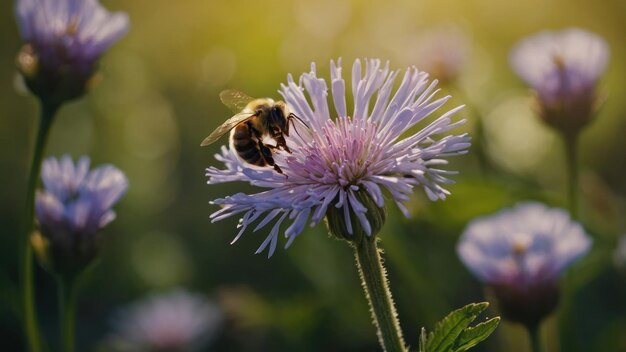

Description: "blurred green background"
2 0 626 351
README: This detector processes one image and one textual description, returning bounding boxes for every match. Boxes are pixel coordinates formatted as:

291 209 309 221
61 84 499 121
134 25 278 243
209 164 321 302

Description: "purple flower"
15 0 129 103
510 28 609 134
33 155 128 276
457 202 592 327
207 58 470 256
107 289 221 352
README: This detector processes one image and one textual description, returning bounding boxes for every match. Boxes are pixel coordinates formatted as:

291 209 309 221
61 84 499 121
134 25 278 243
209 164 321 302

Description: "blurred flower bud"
14 0 129 106
409 26 470 85
457 202 592 328
488 274 560 330
106 289 221 352
325 190 386 244
510 28 609 136
34 155 128 279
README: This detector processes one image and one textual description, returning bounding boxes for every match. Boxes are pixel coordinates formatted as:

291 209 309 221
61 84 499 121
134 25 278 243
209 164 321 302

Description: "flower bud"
16 44 96 107
510 28 609 137
34 155 128 279
457 202 592 329
325 190 386 244
31 229 102 281
531 76 600 137
15 0 129 105
488 281 559 329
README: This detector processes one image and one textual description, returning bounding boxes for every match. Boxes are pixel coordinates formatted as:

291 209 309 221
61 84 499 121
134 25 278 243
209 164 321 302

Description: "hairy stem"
353 238 406 352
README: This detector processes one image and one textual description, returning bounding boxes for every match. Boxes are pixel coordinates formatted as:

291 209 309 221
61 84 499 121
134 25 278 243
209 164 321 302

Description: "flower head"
457 202 592 327
15 0 129 105
107 289 221 352
207 58 470 256
33 155 128 277
510 28 609 135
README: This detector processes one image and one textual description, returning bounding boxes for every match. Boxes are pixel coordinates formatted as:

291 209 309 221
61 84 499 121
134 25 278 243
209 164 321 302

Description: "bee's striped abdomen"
232 124 265 166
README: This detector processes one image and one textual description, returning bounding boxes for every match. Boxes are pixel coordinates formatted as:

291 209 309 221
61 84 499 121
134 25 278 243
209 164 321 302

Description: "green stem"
58 277 76 352
353 238 406 352
528 324 541 352
563 132 579 219
23 246 39 352
21 101 58 352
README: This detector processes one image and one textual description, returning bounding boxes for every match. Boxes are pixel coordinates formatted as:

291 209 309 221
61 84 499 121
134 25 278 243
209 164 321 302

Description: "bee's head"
269 103 289 137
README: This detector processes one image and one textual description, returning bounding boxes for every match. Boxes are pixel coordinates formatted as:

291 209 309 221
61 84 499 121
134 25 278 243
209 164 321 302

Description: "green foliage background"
1 0 626 350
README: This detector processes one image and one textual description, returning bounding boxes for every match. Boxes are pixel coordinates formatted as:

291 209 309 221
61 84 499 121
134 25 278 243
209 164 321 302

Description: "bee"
201 89 306 174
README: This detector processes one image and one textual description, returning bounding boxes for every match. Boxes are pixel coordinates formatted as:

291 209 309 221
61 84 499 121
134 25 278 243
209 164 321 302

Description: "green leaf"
452 317 501 352
426 302 488 351
418 302 500 352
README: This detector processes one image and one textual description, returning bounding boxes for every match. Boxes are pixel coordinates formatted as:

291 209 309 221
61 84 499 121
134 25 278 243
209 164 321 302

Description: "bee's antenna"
290 113 309 129
288 113 310 139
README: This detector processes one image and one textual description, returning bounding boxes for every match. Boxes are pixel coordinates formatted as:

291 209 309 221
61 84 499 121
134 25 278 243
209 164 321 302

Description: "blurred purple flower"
510 28 609 134
207 58 470 256
108 289 221 352
15 0 129 103
409 26 470 85
34 155 128 275
457 202 592 327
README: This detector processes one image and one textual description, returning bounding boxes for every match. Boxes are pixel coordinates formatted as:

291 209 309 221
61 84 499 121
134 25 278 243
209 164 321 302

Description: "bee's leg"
274 135 291 153
249 125 285 175
264 135 290 153
259 143 273 159
257 139 283 174
264 143 290 153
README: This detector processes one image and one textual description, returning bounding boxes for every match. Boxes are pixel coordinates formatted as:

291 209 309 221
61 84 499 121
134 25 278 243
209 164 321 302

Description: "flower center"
291 116 383 187
552 54 566 71
512 241 528 256
65 18 80 36
510 233 534 280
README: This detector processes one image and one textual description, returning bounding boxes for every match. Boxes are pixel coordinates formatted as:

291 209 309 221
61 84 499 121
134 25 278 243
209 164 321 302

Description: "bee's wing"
200 112 255 146
220 89 256 113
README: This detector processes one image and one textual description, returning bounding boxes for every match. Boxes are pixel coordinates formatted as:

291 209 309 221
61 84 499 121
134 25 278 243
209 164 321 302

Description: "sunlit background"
2 0 626 351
